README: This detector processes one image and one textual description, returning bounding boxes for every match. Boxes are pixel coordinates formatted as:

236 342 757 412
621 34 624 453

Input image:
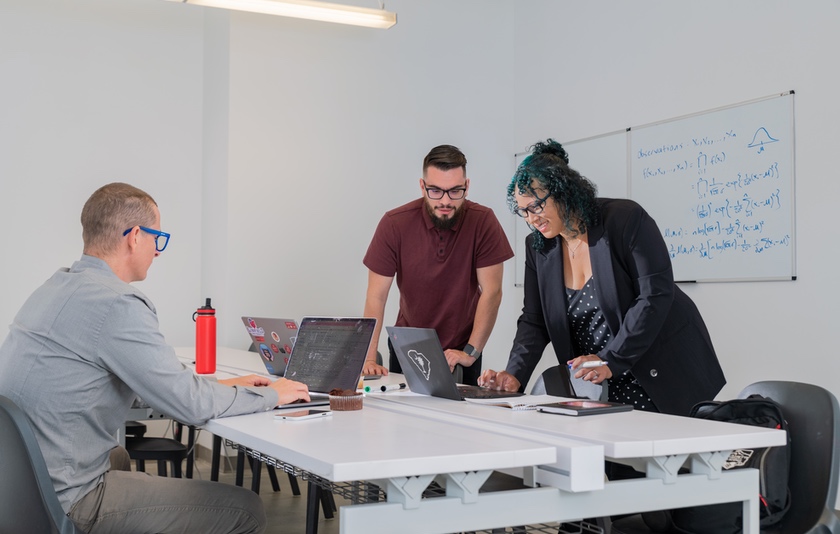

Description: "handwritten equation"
630 94 794 280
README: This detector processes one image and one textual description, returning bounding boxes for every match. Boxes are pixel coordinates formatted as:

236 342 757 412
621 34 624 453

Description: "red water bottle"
193 298 216 374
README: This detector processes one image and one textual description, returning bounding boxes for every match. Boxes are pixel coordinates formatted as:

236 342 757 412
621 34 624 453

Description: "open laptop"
243 316 375 408
386 326 524 401
241 317 299 376
282 317 376 407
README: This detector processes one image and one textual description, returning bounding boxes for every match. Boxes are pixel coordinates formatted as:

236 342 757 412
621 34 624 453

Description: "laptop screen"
283 317 376 393
241 317 298 376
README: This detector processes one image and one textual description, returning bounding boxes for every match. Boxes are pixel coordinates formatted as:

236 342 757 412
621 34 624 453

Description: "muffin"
328 388 364 411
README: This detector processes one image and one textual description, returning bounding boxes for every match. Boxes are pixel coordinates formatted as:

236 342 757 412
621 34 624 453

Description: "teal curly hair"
507 139 600 251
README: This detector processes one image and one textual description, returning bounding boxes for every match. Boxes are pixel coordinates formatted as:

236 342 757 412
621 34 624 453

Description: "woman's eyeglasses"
513 193 550 218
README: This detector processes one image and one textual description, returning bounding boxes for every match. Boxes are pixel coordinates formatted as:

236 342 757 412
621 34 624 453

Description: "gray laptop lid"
386 326 523 401
241 317 298 376
284 317 376 394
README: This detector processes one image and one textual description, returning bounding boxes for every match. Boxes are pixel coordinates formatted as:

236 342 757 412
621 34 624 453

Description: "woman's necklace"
565 238 583 259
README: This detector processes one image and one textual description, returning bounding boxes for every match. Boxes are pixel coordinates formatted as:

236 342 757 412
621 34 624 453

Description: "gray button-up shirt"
0 255 279 510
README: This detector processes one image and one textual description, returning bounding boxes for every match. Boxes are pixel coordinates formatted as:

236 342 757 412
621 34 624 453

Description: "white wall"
209 1 517 355
512 0 840 404
0 0 205 344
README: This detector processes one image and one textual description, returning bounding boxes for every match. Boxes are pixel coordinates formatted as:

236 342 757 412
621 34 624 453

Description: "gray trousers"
68 447 267 534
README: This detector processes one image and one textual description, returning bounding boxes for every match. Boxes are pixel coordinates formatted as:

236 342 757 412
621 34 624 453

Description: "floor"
190 452 346 534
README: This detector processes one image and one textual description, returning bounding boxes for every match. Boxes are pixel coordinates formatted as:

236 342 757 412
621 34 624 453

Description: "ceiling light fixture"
165 0 397 29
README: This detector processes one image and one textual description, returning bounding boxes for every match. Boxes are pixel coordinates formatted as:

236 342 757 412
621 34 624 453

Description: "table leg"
210 434 222 482
306 481 320 534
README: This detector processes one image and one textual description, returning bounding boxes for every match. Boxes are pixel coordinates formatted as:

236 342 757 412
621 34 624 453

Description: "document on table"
464 394 568 411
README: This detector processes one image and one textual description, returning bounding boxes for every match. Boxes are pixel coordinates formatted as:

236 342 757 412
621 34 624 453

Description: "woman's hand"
567 355 612 385
478 369 521 392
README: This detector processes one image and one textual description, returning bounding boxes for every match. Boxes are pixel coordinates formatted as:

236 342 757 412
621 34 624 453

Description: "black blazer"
506 198 725 416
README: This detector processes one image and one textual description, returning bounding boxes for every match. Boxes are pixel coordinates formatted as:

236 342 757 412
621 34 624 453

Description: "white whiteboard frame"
512 91 796 286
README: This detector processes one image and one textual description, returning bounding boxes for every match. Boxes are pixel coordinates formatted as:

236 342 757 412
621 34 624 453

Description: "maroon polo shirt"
363 198 514 350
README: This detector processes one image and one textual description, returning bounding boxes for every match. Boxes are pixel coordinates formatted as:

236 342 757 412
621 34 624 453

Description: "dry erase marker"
380 383 407 392
568 361 608 369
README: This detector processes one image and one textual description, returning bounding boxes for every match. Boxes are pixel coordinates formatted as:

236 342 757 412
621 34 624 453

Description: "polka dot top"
566 276 658 413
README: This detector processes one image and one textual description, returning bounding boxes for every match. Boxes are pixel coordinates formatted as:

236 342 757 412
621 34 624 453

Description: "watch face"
464 344 479 357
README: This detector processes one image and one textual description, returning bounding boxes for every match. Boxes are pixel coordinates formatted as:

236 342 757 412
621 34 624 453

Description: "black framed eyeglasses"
423 181 467 200
513 193 551 218
122 226 171 252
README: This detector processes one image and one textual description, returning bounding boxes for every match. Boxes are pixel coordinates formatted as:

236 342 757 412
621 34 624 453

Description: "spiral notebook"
464 395 565 411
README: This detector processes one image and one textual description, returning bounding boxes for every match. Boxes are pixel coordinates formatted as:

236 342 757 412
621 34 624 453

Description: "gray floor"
189 453 346 534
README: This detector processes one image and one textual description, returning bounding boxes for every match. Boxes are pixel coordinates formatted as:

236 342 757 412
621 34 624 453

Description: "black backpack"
665 395 792 533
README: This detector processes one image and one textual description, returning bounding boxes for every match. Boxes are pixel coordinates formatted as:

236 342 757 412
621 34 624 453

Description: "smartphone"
274 409 332 421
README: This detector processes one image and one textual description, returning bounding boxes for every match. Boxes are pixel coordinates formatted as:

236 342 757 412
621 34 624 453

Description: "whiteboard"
513 130 628 286
630 93 795 281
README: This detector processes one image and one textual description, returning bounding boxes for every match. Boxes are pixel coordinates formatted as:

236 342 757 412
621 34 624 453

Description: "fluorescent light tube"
166 0 397 29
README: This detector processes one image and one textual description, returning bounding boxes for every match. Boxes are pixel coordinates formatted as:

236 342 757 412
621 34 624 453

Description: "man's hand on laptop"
477 370 520 392
219 375 310 405
362 360 389 376
444 349 476 372
219 374 272 387
270 378 311 406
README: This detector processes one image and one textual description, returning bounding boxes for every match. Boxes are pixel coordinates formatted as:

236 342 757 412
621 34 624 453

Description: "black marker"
380 383 407 392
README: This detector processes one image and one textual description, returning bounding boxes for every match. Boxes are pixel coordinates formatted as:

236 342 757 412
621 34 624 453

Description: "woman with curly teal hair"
480 139 725 417
506 139 600 252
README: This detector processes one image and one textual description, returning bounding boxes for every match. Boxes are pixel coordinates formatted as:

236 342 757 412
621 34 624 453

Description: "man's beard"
426 201 463 230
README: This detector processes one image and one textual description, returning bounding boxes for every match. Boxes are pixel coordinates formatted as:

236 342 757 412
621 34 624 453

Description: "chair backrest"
738 381 840 534
0 395 84 534
529 365 576 397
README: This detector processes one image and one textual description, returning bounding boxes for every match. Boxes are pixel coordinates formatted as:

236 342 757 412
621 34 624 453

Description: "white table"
205 399 599 534
183 347 787 533
368 393 786 532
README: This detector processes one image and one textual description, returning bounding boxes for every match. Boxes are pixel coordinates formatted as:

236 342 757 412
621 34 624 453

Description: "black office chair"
0 395 85 534
124 420 147 438
125 434 190 477
738 381 840 534
611 381 840 534
529 365 577 397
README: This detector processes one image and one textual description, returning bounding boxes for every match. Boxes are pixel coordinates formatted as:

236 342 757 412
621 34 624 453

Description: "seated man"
0 182 310 534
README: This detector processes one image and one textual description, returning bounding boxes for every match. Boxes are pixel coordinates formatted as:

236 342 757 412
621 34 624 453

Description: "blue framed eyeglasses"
122 226 171 252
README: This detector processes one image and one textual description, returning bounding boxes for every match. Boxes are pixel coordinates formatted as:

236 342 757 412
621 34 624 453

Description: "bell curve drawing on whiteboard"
629 91 796 282
747 127 779 153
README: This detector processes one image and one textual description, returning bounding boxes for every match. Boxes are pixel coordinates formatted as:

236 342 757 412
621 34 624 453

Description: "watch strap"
463 343 481 358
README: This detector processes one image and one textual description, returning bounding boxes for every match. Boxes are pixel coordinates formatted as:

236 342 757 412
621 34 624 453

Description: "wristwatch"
463 343 481 358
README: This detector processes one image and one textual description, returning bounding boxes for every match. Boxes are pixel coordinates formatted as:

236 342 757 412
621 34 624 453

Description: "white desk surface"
204 402 560 483
179 345 785 462
372 392 787 459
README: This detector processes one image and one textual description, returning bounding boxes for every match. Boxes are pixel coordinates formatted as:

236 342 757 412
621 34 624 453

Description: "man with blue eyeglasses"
362 145 514 386
0 182 310 533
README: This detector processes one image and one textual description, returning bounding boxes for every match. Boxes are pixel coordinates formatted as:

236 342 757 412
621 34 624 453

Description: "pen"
568 361 608 369
380 383 407 392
